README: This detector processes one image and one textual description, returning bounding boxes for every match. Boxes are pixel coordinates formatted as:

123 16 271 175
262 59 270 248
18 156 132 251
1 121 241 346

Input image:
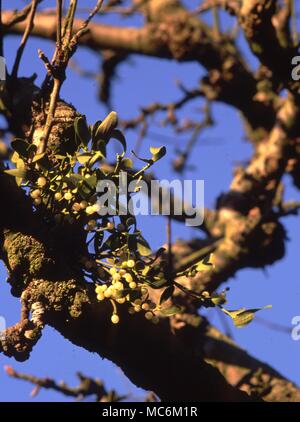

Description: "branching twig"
122 84 205 155
101 0 148 17
277 201 300 217
4 367 126 402
212 0 221 40
12 0 39 78
38 0 104 154
122 86 204 131
4 2 41 28
56 0 62 50
166 215 173 283
194 0 239 15
172 102 213 173
254 316 291 334
0 0 3 57
291 0 299 46
70 0 104 43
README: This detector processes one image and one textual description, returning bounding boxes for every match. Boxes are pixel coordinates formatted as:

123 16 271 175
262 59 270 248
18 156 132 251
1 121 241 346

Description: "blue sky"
0 0 300 401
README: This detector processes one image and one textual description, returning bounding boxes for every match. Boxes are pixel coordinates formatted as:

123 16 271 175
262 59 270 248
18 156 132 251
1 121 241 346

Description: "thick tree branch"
239 0 300 96
174 95 300 292
4 367 125 402
0 1 299 401
2 2 276 136
198 319 300 401
0 81 253 402
0 225 253 401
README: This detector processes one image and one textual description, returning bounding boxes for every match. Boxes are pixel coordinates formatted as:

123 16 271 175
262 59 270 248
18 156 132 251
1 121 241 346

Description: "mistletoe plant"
3 111 270 326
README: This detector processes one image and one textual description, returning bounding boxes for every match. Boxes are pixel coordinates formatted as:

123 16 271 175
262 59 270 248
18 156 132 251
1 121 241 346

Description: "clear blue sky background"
0 0 300 402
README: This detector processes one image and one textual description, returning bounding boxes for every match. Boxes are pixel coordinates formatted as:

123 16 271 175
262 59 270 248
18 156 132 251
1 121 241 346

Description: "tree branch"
4 367 125 402
0 228 253 401
2 2 276 137
239 0 300 96
172 95 300 293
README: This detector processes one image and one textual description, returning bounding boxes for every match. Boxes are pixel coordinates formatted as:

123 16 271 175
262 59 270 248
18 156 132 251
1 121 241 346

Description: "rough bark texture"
1 0 300 402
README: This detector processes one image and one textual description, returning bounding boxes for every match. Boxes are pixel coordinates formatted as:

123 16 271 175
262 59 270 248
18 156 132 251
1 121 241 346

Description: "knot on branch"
215 210 286 269
153 14 206 60
4 231 55 297
31 99 81 154
240 0 276 38
0 318 42 361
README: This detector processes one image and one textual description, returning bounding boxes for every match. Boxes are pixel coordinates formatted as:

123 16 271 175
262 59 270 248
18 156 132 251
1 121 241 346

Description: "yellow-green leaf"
95 111 118 140
196 254 214 271
224 305 272 328
160 305 183 316
150 146 166 162
74 116 90 146
32 152 46 163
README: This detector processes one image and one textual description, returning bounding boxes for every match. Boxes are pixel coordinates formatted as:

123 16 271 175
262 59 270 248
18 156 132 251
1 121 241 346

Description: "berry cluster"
4 111 218 326
94 260 161 324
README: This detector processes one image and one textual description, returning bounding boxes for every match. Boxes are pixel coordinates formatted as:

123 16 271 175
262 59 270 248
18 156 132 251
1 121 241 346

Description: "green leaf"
126 217 136 228
76 152 93 165
11 139 31 158
160 305 183 316
131 150 151 164
114 289 128 299
74 116 91 146
11 151 19 164
101 233 121 252
89 151 104 167
91 121 101 142
95 111 118 140
232 311 255 328
159 286 174 305
150 146 166 162
32 152 46 163
110 129 127 153
4 167 27 179
93 231 104 252
66 174 83 187
148 247 166 264
27 144 37 156
196 254 213 272
84 174 97 189
211 292 227 306
146 278 168 289
122 158 133 169
224 305 272 328
137 236 152 256
96 139 107 157
78 180 95 197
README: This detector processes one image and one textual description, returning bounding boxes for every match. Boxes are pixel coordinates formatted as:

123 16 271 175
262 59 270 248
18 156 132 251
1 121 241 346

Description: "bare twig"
4 367 126 402
166 215 173 283
122 85 205 152
38 0 104 154
254 317 291 334
277 201 300 216
212 0 221 39
56 0 62 50
172 102 213 173
12 0 39 78
38 73 61 154
0 0 3 57
101 0 148 16
291 0 299 46
4 2 39 28
70 0 104 44
194 0 239 15
121 85 205 158
38 1 146 18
